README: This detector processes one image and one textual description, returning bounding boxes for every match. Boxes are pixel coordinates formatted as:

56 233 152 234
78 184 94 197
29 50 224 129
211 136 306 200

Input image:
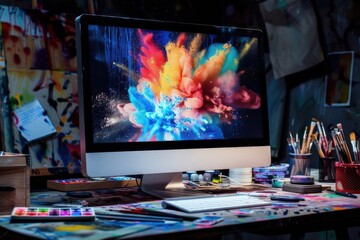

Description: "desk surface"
1 187 360 239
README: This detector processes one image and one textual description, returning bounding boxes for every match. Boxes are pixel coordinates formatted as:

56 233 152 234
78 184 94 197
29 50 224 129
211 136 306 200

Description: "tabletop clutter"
288 117 360 194
179 117 360 195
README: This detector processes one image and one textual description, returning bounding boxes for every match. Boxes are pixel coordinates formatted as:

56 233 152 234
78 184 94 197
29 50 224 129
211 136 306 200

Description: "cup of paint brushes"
319 156 336 182
289 153 312 177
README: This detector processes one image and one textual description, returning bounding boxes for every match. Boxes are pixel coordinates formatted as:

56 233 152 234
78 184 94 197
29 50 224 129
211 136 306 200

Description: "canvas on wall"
7 69 80 173
324 51 354 107
0 6 80 174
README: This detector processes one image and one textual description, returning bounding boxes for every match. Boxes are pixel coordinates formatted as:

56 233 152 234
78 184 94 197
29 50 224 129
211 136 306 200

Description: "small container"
198 174 204 182
190 173 199 182
335 162 360 194
252 164 289 183
319 157 336 182
182 173 189 181
229 168 252 184
203 170 215 182
203 172 212 182
186 171 196 180
289 153 312 177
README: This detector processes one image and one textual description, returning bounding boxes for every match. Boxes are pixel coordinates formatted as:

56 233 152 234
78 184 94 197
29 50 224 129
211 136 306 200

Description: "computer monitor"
76 14 271 198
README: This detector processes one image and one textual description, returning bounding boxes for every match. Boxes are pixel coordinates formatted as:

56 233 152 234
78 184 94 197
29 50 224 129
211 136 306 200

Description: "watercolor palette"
47 177 137 191
10 207 95 222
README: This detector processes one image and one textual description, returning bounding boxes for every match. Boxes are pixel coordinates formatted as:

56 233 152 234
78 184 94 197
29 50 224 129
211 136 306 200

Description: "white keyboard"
161 194 271 213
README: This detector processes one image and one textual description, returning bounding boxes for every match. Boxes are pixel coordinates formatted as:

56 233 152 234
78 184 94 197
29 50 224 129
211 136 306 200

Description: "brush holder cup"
335 162 360 193
289 153 312 177
319 157 336 182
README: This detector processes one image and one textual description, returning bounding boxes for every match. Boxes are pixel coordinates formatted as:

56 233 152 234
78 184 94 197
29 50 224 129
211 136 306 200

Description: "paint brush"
336 123 354 164
353 131 360 161
295 132 300 154
300 126 308 154
321 122 327 140
316 120 323 141
288 131 296 153
336 131 352 163
287 138 295 153
336 123 347 149
327 140 333 156
318 121 329 156
311 133 325 158
305 118 317 154
333 129 352 164
358 140 360 162
350 132 358 163
329 124 344 163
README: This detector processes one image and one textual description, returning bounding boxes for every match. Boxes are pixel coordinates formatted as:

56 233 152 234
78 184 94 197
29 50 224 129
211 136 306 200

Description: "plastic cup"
289 153 312 177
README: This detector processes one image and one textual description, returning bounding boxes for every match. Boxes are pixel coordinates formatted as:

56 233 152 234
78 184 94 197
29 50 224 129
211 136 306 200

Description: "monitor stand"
141 172 210 199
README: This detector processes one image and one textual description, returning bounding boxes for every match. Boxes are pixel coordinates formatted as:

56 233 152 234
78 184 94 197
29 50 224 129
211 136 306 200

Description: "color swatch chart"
10 207 95 222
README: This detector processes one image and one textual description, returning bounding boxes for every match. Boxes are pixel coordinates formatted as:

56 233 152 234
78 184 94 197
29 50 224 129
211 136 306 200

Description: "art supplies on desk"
327 189 357 199
94 208 184 222
335 162 360 194
47 177 138 191
2 189 360 240
183 180 272 193
319 156 336 182
30 187 155 207
100 204 201 221
288 118 331 157
269 194 305 202
290 175 314 185
329 123 358 164
326 122 360 193
252 164 289 183
10 207 95 223
290 119 360 186
282 183 322 194
271 178 289 188
287 118 317 155
1 215 152 240
193 216 224 226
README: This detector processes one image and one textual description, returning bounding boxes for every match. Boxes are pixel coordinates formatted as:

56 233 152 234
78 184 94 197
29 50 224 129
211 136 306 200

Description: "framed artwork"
325 51 354 107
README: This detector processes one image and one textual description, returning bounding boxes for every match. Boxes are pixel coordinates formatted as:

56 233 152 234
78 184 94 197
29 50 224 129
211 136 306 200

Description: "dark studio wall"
0 0 359 176
277 0 360 167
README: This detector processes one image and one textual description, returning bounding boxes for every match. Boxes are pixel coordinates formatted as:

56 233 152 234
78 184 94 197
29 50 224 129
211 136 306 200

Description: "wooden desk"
0 188 360 239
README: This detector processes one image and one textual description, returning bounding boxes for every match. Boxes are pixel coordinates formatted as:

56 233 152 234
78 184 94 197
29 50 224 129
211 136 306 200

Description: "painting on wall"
7 70 81 174
325 51 354 107
0 6 80 175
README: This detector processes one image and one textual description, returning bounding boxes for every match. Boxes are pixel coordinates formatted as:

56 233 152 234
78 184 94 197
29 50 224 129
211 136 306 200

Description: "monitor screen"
76 14 270 197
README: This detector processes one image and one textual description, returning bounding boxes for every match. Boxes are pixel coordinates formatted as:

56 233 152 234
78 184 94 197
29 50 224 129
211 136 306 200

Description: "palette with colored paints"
47 177 138 191
10 207 95 222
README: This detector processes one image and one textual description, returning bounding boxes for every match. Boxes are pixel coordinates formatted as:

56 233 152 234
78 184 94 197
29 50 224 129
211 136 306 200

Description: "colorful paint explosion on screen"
100 30 261 142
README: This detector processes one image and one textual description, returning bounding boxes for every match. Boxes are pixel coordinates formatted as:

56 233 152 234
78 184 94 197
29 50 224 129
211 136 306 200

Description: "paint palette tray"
10 207 95 223
47 177 138 191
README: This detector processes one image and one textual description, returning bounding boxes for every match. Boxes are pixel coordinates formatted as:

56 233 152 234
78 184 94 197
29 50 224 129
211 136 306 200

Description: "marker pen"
327 189 357 199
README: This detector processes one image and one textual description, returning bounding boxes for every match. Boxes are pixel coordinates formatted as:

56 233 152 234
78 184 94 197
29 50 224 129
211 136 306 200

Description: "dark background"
0 0 360 181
